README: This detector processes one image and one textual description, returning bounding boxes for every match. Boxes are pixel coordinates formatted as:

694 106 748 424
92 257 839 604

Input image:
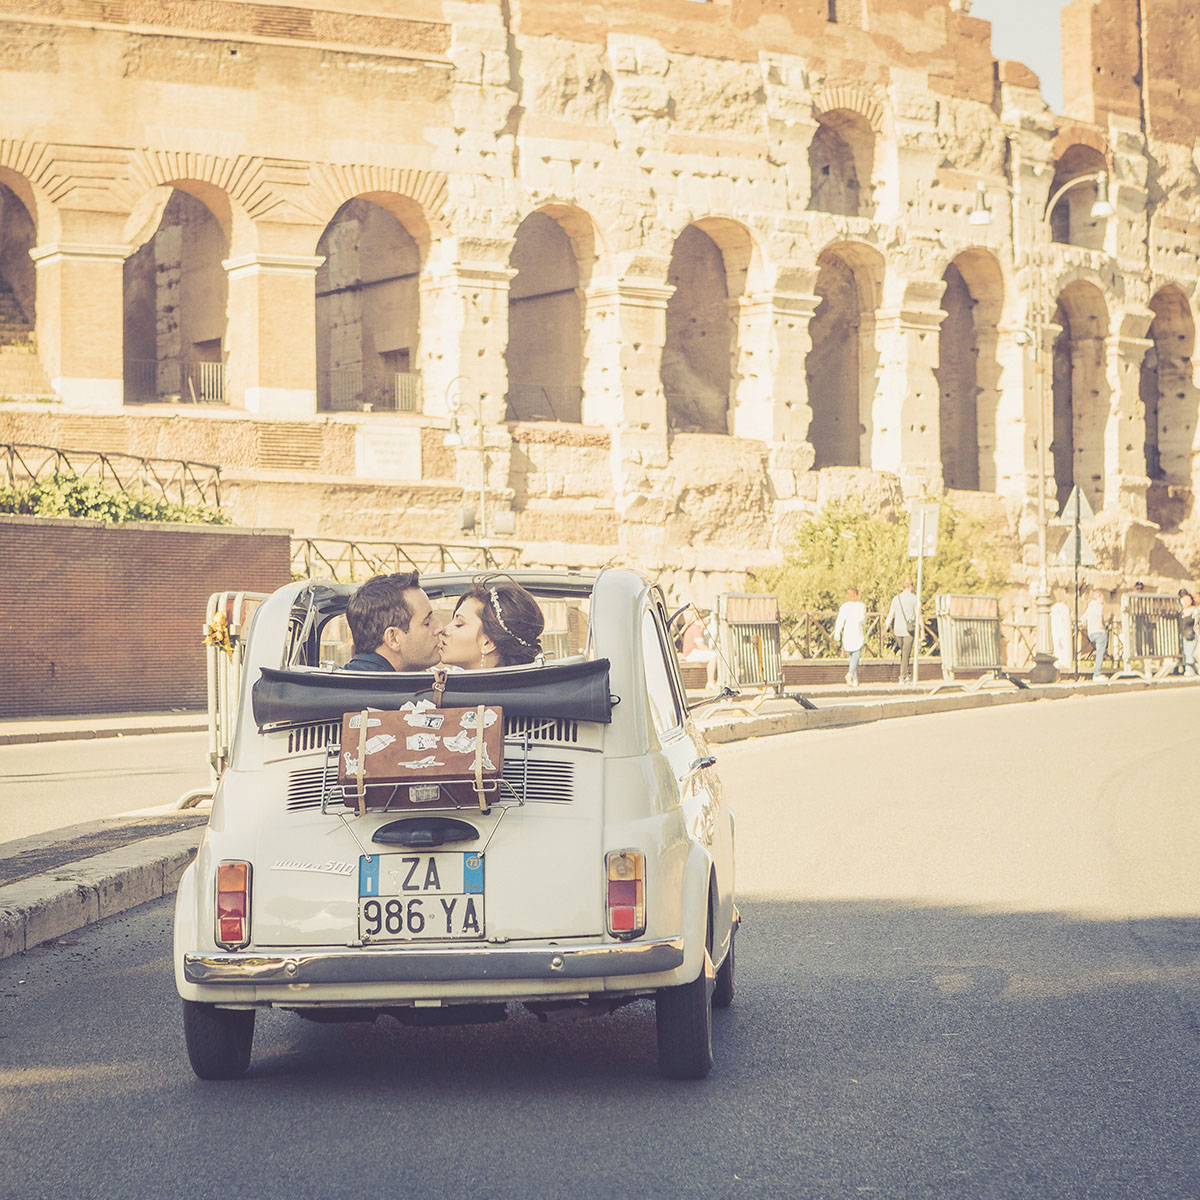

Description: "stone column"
29 242 129 411
872 281 946 492
419 249 516 527
1106 310 1155 517
580 279 674 432
223 253 324 417
731 290 816 444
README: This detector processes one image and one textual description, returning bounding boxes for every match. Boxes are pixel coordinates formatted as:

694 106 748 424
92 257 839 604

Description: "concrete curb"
0 720 207 747
0 827 202 959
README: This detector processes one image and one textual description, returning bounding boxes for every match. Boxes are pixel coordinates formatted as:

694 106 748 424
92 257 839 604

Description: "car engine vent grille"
287 722 340 754
284 759 575 812
504 715 579 744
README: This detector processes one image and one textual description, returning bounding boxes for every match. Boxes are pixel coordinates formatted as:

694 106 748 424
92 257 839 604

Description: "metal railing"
506 384 583 423
1 442 222 508
124 359 225 404
778 611 941 662
322 369 423 413
291 537 522 582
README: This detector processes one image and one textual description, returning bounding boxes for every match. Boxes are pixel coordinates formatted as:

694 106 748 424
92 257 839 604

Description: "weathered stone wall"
0 0 1197 596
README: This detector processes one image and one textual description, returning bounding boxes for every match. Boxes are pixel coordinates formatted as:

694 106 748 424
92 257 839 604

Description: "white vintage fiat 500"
174 568 737 1079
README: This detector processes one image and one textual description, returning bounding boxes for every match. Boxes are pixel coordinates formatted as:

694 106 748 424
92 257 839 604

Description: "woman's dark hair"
455 575 545 666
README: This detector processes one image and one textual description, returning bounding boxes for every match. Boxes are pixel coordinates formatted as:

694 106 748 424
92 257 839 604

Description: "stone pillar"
1107 312 1155 517
30 242 129 411
872 282 946 493
580 279 674 432
731 290 816 444
223 253 324 417
420 250 516 526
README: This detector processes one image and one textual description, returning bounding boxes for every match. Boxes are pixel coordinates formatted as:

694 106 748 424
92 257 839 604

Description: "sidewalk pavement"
3 676 1197 961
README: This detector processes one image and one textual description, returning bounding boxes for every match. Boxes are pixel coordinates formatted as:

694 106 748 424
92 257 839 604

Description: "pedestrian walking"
1084 589 1108 681
885 579 918 683
834 586 867 687
1179 589 1197 675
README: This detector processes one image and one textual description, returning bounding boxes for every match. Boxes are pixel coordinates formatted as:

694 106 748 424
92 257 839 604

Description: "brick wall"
0 515 292 719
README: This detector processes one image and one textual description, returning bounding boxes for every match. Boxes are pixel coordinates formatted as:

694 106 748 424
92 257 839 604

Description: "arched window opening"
806 251 863 468
0 183 35 336
123 189 229 404
316 198 421 413
506 212 582 422
1049 145 1109 251
808 112 873 217
661 224 732 434
1051 283 1110 512
1142 287 1197 489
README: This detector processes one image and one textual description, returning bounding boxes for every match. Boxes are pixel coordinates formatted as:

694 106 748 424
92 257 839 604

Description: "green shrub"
0 472 229 525
754 498 1010 617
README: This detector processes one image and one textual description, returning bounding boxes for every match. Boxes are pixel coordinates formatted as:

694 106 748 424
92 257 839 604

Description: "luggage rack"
317 717 570 815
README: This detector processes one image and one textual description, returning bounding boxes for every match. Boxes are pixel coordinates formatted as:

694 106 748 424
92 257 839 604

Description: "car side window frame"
641 604 686 739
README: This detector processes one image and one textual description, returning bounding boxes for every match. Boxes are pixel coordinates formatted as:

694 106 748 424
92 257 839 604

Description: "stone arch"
1141 285 1197 487
304 166 450 261
122 181 232 404
805 241 884 468
808 110 876 218
660 219 760 434
936 249 1005 492
506 210 585 422
315 196 423 412
1051 280 1110 512
1049 144 1110 250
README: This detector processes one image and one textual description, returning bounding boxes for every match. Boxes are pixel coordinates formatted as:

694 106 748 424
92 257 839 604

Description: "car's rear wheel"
655 950 714 1080
182 1000 255 1080
712 924 735 1009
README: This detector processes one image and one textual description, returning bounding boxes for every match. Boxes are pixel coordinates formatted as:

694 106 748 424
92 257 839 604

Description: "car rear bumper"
183 935 685 986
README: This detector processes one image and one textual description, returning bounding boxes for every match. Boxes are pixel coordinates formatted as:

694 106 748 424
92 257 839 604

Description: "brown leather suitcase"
337 702 505 813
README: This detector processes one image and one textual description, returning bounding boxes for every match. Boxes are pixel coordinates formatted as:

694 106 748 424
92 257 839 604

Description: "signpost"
1054 486 1096 674
907 504 939 685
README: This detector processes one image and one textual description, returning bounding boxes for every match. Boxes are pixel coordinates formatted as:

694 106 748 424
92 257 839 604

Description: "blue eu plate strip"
463 853 484 894
359 856 380 897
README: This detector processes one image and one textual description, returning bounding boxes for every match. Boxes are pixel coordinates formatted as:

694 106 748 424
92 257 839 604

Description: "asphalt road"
2 691 1200 1199
0 733 209 843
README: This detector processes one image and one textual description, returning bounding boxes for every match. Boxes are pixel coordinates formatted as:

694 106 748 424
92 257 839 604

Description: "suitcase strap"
355 708 368 818
472 704 487 812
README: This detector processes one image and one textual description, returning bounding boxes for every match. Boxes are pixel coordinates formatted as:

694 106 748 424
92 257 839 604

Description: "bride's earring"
480 649 486 669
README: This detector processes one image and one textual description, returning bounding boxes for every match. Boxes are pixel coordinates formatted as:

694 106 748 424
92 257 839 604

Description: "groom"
343 572 444 671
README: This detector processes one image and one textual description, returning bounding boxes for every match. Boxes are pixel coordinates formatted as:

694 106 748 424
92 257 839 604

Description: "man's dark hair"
346 572 420 654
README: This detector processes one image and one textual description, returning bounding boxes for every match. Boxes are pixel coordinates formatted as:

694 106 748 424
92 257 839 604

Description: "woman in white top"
833 586 868 687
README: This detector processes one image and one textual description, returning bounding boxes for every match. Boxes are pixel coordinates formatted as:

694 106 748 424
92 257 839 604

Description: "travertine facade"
0 0 1197 594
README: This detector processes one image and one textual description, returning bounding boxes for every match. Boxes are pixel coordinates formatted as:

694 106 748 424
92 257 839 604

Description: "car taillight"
215 861 252 949
606 850 645 939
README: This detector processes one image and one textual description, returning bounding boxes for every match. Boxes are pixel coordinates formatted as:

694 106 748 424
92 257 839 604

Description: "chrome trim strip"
184 936 685 985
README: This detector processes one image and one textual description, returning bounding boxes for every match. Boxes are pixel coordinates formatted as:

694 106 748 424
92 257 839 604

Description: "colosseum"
0 0 1197 594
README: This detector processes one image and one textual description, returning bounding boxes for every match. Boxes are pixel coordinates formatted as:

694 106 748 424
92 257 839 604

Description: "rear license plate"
358 853 484 942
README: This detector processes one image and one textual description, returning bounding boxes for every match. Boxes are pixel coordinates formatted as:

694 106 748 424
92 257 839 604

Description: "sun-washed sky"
970 0 1074 113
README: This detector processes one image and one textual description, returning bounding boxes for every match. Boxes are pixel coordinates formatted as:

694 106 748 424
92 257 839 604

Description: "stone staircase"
0 285 53 399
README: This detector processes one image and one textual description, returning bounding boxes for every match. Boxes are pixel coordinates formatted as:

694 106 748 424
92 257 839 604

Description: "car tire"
655 952 714 1080
712 925 735 1010
182 999 255 1080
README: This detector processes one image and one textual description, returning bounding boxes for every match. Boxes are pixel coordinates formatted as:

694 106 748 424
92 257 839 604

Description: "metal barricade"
1116 592 1181 680
178 591 267 807
716 593 784 695
931 594 1025 693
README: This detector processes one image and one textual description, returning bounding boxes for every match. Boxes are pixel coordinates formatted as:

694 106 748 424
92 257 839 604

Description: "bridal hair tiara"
488 585 535 648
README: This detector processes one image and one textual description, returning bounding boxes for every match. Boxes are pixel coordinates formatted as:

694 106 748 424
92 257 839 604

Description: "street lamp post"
973 169 1114 681
442 375 489 541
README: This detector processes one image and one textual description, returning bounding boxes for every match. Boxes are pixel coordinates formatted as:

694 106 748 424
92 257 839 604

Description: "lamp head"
1089 171 1115 219
443 415 463 448
968 181 993 227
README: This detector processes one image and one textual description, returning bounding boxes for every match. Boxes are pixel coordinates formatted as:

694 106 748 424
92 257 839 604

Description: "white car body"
174 568 736 1078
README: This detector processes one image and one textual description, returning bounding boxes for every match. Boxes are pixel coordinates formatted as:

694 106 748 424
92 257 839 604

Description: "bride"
439 576 545 669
